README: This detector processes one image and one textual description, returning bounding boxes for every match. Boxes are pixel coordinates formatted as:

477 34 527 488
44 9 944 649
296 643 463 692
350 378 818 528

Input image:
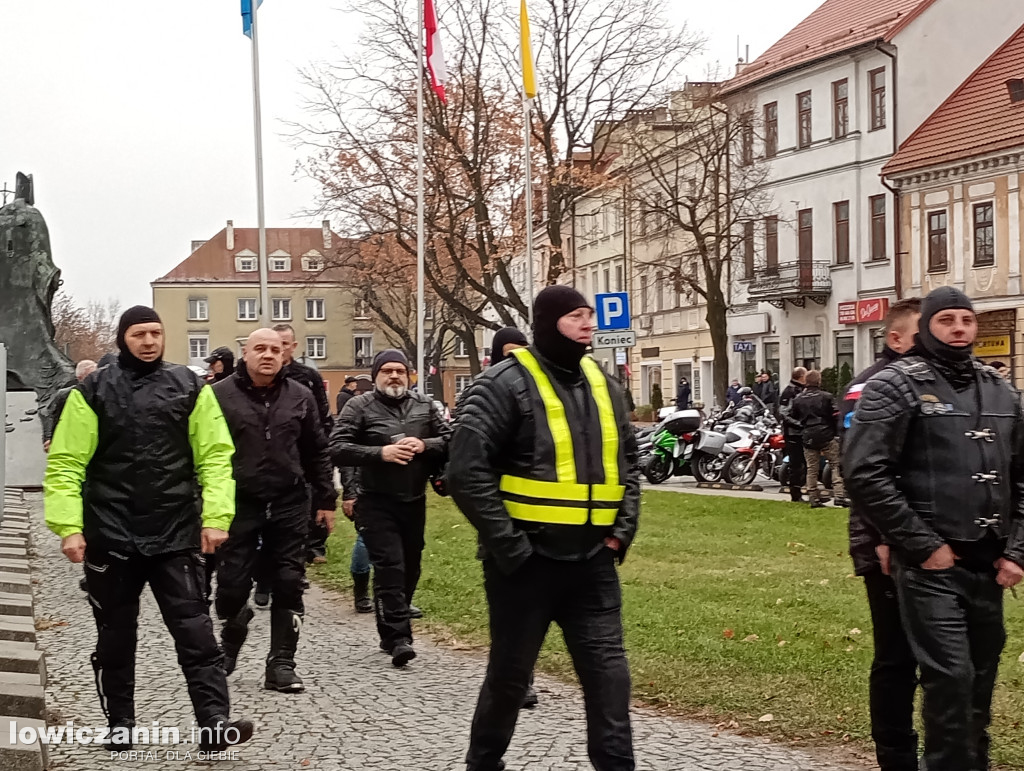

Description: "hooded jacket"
43 360 235 554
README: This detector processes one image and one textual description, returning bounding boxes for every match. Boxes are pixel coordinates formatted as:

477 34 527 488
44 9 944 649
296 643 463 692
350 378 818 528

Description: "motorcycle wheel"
822 461 833 492
692 452 726 484
644 454 673 485
724 452 758 486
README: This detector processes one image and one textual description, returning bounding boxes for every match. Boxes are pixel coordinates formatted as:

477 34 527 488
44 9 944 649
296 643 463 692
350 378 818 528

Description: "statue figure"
0 175 75 409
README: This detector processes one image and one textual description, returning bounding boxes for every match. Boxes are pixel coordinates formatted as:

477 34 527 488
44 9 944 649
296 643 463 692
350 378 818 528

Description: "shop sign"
838 302 858 324
976 335 1011 357
839 298 890 325
732 341 755 353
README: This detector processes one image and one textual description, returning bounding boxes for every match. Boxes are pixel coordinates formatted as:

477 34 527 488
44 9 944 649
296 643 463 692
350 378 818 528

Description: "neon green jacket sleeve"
43 389 98 538
189 385 237 531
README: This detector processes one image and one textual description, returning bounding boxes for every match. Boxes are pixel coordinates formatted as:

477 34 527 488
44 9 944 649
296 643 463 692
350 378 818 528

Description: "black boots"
220 606 254 676
353 572 373 614
265 607 305 693
104 718 135 751
391 641 416 668
197 715 255 752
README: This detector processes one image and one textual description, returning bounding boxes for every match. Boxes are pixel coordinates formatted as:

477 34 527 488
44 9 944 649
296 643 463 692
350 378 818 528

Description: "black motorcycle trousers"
784 432 806 500
355 495 426 650
466 549 634 771
863 570 919 771
84 546 229 725
215 501 310 624
894 561 1005 771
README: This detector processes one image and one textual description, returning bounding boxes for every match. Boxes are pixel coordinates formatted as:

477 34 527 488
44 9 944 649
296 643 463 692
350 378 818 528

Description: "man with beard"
838 297 921 771
846 287 1024 770
204 347 235 384
43 306 252 752
330 349 450 667
449 286 641 771
212 328 336 693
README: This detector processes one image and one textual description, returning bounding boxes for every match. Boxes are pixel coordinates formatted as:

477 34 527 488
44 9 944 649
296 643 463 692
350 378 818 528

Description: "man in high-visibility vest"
450 285 640 771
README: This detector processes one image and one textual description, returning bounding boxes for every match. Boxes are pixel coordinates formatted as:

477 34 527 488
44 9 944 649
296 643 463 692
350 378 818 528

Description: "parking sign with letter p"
595 292 631 331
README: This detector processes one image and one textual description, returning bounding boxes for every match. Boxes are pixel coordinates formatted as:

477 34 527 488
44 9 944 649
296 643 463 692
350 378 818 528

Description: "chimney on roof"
322 220 332 250
226 220 235 251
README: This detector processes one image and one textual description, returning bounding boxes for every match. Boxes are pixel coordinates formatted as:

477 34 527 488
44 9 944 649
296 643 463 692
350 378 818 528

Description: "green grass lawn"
312 490 1024 768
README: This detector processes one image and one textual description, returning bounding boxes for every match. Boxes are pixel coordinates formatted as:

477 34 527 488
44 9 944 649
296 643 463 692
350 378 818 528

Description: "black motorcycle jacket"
448 349 640 575
329 389 450 502
845 356 1024 567
778 380 805 436
283 359 333 434
212 364 337 514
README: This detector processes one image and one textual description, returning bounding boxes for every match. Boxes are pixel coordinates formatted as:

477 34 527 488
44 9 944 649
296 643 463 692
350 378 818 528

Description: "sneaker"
104 718 135 752
408 605 423 620
197 716 254 752
391 642 416 668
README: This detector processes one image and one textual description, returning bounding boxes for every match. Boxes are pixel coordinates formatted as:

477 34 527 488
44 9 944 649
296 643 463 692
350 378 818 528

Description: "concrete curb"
0 490 47 771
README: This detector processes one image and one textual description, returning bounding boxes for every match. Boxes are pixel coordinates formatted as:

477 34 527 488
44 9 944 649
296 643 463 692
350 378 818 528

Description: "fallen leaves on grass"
759 714 774 722
743 634 760 642
723 629 734 639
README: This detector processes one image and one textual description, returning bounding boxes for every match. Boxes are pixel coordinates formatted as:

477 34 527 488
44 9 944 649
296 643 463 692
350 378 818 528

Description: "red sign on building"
839 298 890 325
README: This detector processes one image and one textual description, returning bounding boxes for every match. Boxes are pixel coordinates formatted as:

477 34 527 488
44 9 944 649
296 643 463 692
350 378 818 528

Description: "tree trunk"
705 288 729 409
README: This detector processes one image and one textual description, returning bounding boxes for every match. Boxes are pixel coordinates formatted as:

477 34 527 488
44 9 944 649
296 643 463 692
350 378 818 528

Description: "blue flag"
241 0 264 38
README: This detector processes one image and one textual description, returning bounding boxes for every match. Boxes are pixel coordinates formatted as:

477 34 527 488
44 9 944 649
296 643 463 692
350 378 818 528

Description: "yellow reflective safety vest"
499 348 626 527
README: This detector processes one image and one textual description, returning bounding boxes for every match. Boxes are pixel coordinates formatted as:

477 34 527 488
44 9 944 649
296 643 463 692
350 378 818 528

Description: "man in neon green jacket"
44 305 253 753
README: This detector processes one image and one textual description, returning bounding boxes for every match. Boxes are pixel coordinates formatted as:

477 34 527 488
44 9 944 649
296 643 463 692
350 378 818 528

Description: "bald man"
212 329 337 693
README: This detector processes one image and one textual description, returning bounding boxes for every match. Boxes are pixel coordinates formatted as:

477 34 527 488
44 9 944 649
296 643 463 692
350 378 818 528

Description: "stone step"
0 673 45 688
0 563 30 577
0 539 28 549
0 644 45 680
0 715 47 771
0 618 35 645
0 550 27 560
0 575 31 596
0 681 45 721
0 595 32 618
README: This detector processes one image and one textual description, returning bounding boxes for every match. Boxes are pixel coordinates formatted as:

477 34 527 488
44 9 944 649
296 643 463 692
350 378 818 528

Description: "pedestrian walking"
337 375 359 414
791 370 845 508
204 346 235 384
846 287 1024 771
449 285 641 771
675 377 691 409
778 367 807 502
838 297 921 771
212 328 336 693
726 379 742 406
43 305 252 752
753 370 777 409
329 349 450 667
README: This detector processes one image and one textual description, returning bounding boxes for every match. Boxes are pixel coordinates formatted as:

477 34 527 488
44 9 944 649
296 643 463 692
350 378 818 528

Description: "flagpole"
416 0 427 388
250 1 270 326
523 99 535 327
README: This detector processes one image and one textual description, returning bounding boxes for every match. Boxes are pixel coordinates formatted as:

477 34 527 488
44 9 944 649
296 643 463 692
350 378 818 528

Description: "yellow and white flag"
520 0 538 100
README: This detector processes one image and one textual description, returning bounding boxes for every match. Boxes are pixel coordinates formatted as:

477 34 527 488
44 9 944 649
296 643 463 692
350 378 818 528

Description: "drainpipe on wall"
876 42 903 299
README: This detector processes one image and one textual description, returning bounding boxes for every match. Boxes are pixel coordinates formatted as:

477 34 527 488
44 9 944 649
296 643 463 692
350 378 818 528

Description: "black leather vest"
893 357 1019 541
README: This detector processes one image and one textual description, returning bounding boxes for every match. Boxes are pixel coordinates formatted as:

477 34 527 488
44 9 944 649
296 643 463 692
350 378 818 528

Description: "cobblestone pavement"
28 494 863 771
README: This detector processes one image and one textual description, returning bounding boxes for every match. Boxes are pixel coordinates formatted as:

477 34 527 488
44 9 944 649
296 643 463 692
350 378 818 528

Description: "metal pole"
416 0 427 387
523 99 535 326
251 2 270 325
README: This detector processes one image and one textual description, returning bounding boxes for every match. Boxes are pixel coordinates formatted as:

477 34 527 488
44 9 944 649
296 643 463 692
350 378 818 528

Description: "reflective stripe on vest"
501 349 624 527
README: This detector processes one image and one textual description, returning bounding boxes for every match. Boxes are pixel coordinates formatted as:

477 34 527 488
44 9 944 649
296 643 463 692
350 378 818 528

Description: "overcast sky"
1 0 822 307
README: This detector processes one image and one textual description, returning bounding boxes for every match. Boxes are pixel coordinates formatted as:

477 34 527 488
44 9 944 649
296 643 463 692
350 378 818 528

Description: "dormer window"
237 257 256 272
302 256 324 272
1008 79 1024 104
270 257 291 272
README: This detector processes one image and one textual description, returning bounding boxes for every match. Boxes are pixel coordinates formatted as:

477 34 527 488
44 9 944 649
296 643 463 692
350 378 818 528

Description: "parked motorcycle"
723 422 786 486
641 409 703 484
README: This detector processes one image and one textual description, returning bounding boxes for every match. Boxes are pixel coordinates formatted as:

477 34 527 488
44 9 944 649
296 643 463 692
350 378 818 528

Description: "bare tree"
52 292 120 363
618 86 774 405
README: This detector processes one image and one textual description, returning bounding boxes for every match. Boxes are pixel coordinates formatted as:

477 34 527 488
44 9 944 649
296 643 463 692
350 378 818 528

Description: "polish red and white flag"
424 0 448 104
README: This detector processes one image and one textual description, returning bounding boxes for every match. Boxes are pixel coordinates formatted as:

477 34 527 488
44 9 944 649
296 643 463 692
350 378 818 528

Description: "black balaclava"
116 305 163 375
531 286 592 371
490 327 530 366
915 286 975 389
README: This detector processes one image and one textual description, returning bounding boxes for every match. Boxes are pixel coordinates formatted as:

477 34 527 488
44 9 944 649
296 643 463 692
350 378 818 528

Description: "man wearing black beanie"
449 285 640 771
846 287 1024 770
43 305 254 751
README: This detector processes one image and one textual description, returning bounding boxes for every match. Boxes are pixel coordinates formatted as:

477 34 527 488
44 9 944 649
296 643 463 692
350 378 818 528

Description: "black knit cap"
371 349 410 380
916 286 975 363
491 327 529 366
532 285 593 370
116 305 162 352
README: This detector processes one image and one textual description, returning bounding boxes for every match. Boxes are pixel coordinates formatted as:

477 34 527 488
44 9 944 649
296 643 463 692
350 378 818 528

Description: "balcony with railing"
746 262 832 308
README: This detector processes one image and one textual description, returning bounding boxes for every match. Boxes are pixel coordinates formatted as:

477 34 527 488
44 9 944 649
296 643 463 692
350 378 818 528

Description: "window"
832 79 848 139
765 342 780 382
765 216 779 274
870 195 887 260
797 91 812 149
614 263 624 292
187 298 208 321
237 256 257 272
455 338 469 358
302 256 324 272
870 68 886 130
602 265 611 294
740 116 754 165
1008 79 1024 104
271 298 291 321
743 221 755 278
764 102 778 158
741 347 757 381
655 272 663 312
424 302 434 321
798 209 813 263
305 336 326 360
974 202 995 267
354 299 369 319
928 211 948 272
270 257 290 272
188 336 209 361
792 335 821 370
237 298 257 321
354 335 373 367
836 335 855 380
640 274 649 313
455 375 472 396
834 201 850 265
306 298 326 321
